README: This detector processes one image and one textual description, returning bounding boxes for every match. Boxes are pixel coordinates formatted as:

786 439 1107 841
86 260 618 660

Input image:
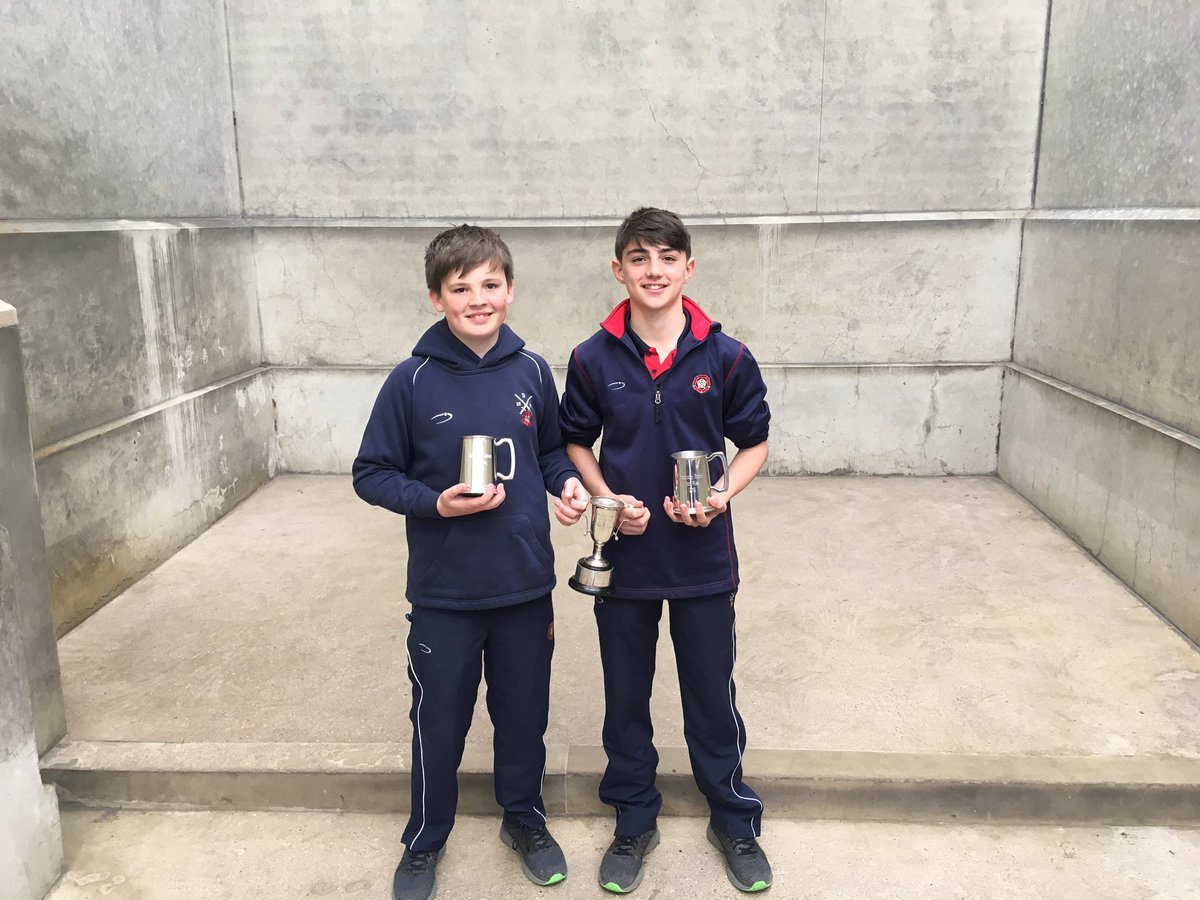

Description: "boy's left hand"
663 492 728 528
554 477 589 526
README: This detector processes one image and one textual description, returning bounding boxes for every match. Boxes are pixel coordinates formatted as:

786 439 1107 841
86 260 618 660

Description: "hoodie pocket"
413 513 553 601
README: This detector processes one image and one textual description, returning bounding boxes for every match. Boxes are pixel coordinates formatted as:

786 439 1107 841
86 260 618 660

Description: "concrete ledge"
2 209 1198 235
42 740 1200 826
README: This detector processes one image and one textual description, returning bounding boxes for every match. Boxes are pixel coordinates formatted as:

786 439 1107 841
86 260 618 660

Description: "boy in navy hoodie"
560 208 773 894
354 225 588 900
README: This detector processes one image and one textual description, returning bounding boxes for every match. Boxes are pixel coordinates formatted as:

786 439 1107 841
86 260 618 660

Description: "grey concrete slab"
57 475 1200 758
227 1 824 218
270 365 1001 475
817 0 1047 211
256 222 1020 368
696 221 1020 364
0 308 64 899
999 372 1200 646
0 229 262 450
1 1 239 217
1036 0 1200 208
37 373 273 634
40 738 1200 825
0 313 65 754
49 810 1200 899
1014 221 1200 439
762 365 1002 474
269 368 387 473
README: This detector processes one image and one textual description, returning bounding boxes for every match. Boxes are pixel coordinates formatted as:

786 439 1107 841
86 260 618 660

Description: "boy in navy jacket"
560 208 773 894
354 225 588 900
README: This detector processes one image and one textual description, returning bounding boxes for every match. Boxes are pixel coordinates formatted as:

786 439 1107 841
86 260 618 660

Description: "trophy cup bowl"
568 496 625 596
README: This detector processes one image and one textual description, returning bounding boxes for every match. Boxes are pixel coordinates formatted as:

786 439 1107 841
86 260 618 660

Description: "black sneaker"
392 846 443 900
706 825 772 892
499 819 568 886
598 829 660 893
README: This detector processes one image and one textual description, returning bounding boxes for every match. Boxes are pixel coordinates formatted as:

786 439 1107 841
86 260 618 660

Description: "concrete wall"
1001 222 1200 643
997 0 1200 644
262 221 1018 474
0 311 65 756
0 1 239 217
0 303 63 900
1014 222 1200 437
227 0 1047 218
0 230 272 634
1036 0 1200 208
999 374 1200 642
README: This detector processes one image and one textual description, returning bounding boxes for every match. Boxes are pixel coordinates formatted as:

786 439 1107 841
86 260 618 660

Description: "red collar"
600 296 713 341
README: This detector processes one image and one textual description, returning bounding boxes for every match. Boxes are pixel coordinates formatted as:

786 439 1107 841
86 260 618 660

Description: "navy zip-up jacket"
560 297 770 600
353 319 579 610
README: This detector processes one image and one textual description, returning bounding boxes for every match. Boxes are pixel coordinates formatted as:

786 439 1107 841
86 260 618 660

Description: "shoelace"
729 837 761 857
399 850 438 873
520 826 555 853
609 835 643 857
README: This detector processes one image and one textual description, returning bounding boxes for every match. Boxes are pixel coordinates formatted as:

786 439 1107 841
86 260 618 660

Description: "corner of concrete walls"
38 372 275 636
999 372 1200 646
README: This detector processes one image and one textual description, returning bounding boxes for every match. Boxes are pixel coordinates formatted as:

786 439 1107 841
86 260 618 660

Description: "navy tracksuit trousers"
402 594 554 852
594 590 764 839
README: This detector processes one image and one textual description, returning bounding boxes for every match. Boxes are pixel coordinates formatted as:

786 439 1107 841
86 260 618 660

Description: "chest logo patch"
514 392 534 427
692 374 713 394
431 412 454 424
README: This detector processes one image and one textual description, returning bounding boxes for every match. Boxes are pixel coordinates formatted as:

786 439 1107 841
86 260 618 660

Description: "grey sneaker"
499 819 568 886
707 825 772 892
598 829 660 893
392 845 444 900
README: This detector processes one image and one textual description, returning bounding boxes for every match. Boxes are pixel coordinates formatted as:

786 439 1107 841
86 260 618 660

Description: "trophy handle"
494 437 516 482
707 451 729 493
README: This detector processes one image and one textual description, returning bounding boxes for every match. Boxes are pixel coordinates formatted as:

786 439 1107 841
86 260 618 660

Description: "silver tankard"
568 496 625 596
671 449 728 513
460 435 516 496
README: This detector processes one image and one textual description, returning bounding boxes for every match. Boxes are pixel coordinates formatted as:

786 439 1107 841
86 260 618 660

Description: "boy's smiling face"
430 262 514 357
612 241 695 314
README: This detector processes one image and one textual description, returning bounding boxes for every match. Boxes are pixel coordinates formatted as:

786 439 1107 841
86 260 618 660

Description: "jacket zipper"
654 388 662 424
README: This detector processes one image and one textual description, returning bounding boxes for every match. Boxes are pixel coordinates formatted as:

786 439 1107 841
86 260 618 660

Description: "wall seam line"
220 0 248 216
1029 0 1055 208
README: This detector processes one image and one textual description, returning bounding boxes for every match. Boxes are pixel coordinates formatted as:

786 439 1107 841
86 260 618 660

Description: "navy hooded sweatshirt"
353 319 580 610
559 297 770 600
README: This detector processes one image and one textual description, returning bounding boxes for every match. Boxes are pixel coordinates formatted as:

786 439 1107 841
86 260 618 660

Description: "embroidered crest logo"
514 392 534 427
692 374 712 394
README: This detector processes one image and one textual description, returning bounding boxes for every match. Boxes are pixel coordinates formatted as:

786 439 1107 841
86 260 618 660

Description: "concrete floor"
48 809 1200 899
57 474 1200 758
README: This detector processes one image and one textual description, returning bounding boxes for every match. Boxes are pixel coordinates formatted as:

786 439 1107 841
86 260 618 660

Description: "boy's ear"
684 257 695 281
611 258 627 284
428 289 445 313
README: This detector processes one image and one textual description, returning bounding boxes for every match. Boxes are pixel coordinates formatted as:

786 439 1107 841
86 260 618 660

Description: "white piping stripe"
534 737 549 823
727 612 763 836
413 356 430 386
518 351 542 385
407 646 430 847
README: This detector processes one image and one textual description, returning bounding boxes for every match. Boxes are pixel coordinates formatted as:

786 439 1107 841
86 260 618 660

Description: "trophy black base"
569 557 614 597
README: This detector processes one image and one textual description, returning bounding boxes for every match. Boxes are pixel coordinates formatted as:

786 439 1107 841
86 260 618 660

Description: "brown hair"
614 207 692 260
424 225 514 292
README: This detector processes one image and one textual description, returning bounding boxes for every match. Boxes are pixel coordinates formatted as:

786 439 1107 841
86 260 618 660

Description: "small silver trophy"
671 449 729 513
568 496 625 597
460 435 516 496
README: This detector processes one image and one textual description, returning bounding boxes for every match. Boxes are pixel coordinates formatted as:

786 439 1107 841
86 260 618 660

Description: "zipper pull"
654 388 662 423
